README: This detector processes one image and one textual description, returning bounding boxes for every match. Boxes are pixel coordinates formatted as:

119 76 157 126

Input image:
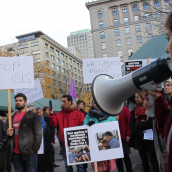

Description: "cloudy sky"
0 0 91 47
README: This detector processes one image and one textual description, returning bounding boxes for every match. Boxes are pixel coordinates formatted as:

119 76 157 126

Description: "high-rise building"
86 0 170 64
1 31 84 95
67 29 94 59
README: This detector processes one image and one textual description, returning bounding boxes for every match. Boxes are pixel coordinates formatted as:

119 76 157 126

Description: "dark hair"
105 131 113 137
165 11 172 32
36 107 42 111
102 139 107 144
76 100 85 106
136 92 144 100
14 93 27 102
71 148 74 150
43 106 49 112
27 105 34 108
62 95 73 103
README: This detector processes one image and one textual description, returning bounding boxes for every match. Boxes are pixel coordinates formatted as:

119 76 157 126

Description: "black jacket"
129 111 154 150
0 119 8 150
11 109 42 160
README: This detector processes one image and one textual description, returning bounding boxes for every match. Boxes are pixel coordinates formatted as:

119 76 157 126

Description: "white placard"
83 57 122 84
38 130 44 154
14 79 43 104
64 121 123 165
0 56 34 89
144 129 153 140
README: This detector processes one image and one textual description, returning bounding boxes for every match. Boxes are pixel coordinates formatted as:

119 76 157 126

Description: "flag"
70 78 77 101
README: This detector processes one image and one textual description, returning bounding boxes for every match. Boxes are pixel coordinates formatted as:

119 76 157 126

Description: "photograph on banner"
65 128 91 165
97 130 120 151
83 57 122 84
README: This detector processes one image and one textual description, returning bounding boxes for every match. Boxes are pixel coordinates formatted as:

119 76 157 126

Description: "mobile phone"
49 100 53 110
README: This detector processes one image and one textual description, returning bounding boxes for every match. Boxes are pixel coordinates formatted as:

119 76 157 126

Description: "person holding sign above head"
49 95 85 172
84 99 117 172
7 93 42 172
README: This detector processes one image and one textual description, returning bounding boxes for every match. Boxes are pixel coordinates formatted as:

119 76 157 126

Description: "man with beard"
7 93 42 172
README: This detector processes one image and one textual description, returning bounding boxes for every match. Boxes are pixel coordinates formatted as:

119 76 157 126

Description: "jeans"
13 153 37 172
0 150 5 172
60 143 86 172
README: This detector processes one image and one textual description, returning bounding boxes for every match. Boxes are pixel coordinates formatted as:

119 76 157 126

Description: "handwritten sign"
14 79 43 104
0 56 34 89
83 57 122 84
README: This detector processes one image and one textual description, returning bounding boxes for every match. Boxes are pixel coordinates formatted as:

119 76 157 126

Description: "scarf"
134 104 146 122
88 106 108 122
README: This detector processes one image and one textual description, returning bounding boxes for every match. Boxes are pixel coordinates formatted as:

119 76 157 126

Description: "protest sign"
0 56 34 89
83 57 122 84
64 121 123 165
14 79 43 104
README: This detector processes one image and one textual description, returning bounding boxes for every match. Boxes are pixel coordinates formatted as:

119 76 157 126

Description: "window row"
98 0 169 17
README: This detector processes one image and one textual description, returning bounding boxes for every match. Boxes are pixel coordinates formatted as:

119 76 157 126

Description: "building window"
116 39 121 46
135 25 141 32
102 53 107 58
78 69 80 74
115 29 120 36
31 41 39 46
51 63 55 69
167 9 171 13
66 63 68 68
101 42 106 49
143 2 149 9
57 66 60 71
134 16 139 22
117 51 122 57
145 13 150 20
61 61 64 66
124 18 129 24
74 67 76 72
114 20 119 26
122 6 127 13
125 27 130 34
61 53 64 58
100 32 105 39
70 65 72 69
132 4 138 11
146 23 152 30
77 63 79 67
45 43 48 49
156 12 161 17
75 74 77 79
98 10 103 18
50 46 54 53
126 37 132 45
73 61 76 65
148 34 152 40
56 58 59 63
137 36 142 43
165 0 170 5
69 58 72 63
154 0 159 7
99 21 104 28
56 50 59 56
128 49 132 55
62 68 65 73
46 52 49 58
112 8 117 15
51 55 54 61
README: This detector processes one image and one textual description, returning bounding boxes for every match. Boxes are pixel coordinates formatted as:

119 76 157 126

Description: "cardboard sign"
0 56 34 89
64 121 123 165
83 57 122 84
14 79 43 104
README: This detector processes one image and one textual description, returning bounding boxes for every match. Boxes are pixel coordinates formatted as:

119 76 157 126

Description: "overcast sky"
0 0 91 47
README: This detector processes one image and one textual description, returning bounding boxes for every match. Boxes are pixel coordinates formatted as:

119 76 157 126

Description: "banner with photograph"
64 121 123 165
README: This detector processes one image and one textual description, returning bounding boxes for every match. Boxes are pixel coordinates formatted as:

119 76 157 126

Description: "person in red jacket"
116 106 133 172
49 95 85 172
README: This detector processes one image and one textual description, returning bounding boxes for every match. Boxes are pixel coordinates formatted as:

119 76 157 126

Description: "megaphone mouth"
92 74 124 116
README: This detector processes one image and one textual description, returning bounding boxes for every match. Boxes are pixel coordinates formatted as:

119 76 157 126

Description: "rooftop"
70 29 91 36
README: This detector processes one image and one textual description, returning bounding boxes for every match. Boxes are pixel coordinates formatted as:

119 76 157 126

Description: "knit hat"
164 79 172 85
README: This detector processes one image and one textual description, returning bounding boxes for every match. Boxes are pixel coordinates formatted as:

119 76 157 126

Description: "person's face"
15 97 27 110
165 29 172 61
36 109 43 117
135 93 143 105
62 98 71 109
106 135 112 142
45 108 49 115
71 149 75 152
82 147 85 149
75 152 78 155
164 82 172 95
78 102 85 110
93 103 99 110
103 142 108 146
6 113 8 119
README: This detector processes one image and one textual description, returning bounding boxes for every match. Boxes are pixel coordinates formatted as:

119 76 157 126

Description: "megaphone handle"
145 94 155 117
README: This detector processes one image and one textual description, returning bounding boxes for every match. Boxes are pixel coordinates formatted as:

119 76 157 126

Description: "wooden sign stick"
8 89 12 128
94 162 98 172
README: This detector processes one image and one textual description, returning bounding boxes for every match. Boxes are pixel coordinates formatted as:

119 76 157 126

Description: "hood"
60 102 77 111
11 108 32 117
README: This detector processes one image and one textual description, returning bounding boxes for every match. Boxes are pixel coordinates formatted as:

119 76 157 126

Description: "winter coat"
49 103 85 146
0 119 7 150
155 94 172 172
118 106 131 140
10 109 42 160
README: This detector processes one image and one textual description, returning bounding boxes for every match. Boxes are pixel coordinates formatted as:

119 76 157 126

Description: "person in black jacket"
129 92 159 172
0 118 7 172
